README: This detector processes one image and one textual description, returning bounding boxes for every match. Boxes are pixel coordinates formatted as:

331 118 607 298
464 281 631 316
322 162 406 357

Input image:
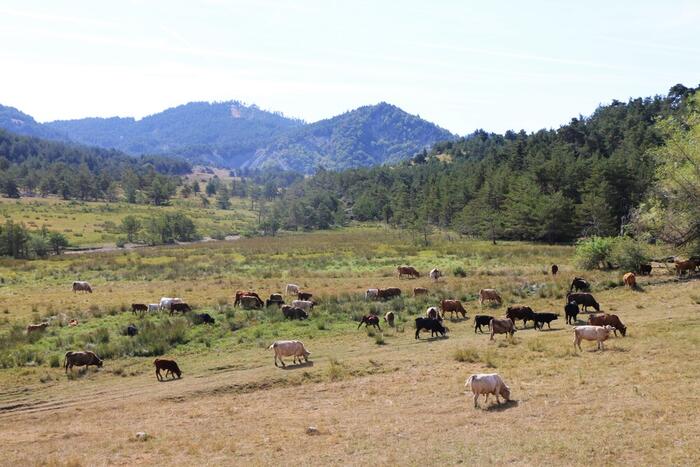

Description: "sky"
1 0 699 135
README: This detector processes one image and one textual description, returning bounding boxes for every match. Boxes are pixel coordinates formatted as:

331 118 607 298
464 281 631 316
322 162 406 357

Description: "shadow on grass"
280 361 315 370
484 399 519 412
415 335 449 342
157 376 183 383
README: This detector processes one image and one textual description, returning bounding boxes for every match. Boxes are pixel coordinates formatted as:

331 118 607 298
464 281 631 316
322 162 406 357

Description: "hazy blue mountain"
0 104 67 140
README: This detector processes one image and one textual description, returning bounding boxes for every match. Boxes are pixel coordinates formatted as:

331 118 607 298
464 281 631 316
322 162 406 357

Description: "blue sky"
1 0 699 134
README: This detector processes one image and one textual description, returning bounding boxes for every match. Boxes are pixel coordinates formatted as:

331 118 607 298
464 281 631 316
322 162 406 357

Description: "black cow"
506 305 535 329
170 302 192 314
193 313 215 324
415 317 447 339
358 315 381 331
566 292 600 312
532 312 558 330
266 293 285 308
564 301 580 325
474 315 494 334
638 263 652 275
281 305 308 320
126 324 138 336
569 277 590 292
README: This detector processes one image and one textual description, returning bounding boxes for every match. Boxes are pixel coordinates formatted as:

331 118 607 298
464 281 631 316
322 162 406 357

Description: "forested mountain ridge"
246 102 456 173
0 104 67 141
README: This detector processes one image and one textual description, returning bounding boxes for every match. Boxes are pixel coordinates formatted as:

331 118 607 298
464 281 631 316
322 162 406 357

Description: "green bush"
48 354 61 368
453 266 467 277
574 236 615 270
612 237 649 273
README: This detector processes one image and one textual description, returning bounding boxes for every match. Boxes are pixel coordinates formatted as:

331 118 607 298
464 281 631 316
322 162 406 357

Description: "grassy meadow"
0 225 699 465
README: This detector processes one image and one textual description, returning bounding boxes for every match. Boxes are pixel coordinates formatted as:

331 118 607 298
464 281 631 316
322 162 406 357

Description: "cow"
68 319 78 327
588 313 626 337
638 263 652 275
266 294 285 308
285 284 300 295
281 305 308 320
429 268 442 281
415 317 447 339
474 315 493 334
384 311 395 327
131 303 147 314
465 373 511 408
377 288 401 300
675 259 698 276
566 292 600 312
297 291 313 301
193 313 215 325
64 351 103 372
267 340 311 367
623 272 636 288
159 297 183 312
170 302 192 314
506 305 535 329
72 281 92 293
154 358 182 380
291 300 314 312
569 277 590 292
573 325 615 351
365 288 379 300
426 306 442 321
26 322 49 334
358 315 381 331
413 287 429 297
441 299 467 319
478 289 502 306
489 318 516 340
551 264 559 275
239 295 263 309
126 324 138 336
532 312 558 330
147 304 160 313
397 266 420 279
564 301 580 325
234 291 263 308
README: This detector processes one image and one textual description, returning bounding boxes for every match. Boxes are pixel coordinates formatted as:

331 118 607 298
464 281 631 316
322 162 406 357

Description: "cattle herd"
26 258 700 408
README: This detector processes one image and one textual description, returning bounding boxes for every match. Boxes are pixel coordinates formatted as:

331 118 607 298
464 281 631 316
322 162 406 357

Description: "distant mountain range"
0 101 455 173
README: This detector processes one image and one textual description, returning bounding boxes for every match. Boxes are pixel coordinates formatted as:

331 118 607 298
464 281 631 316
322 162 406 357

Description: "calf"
397 266 420 279
441 299 467 319
429 268 442 281
154 358 182 380
297 291 313 301
64 351 103 372
564 301 580 325
413 287 429 297
489 318 516 340
72 281 93 293
569 277 590 292
267 340 311 367
285 283 300 295
26 322 49 334
465 373 511 408
365 288 379 300
478 289 502 306
623 272 636 288
131 303 147 314
506 305 535 329
638 263 652 275
193 313 215 325
147 304 160 313
566 292 600 312
532 312 558 330
474 315 494 334
266 293 285 308
378 287 401 300
551 264 558 275
426 306 442 321
291 300 314 312
415 317 447 339
358 315 381 331
676 259 698 276
573 325 614 351
170 302 192 314
384 311 395 327
126 324 138 336
588 313 626 337
281 305 308 320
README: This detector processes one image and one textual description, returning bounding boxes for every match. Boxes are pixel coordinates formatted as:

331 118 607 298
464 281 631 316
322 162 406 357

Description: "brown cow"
154 358 182 380
440 299 467 318
358 315 381 331
478 289 502 306
588 313 627 337
489 318 516 340
64 351 103 372
131 303 148 314
397 266 420 279
506 305 535 329
26 322 49 334
234 291 263 308
170 302 192 314
413 287 429 297
675 259 698 276
378 287 401 300
623 272 636 288
72 281 92 293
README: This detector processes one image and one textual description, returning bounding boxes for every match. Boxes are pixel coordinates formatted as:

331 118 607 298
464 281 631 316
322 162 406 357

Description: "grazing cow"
675 259 698 276
377 288 401 300
193 313 215 325
234 291 263 308
474 315 494 334
506 305 535 329
532 312 558 330
573 325 615 351
623 272 636 288
465 373 511 408
72 281 92 293
26 322 49 334
566 292 600 312
68 319 78 327
588 313 626 337
441 299 467 319
638 263 652 275
64 351 103 372
267 340 311 367
291 300 314 312
564 301 580 325
131 303 147 314
154 358 182 380
365 288 379 300
159 297 183 312
281 305 308 320
413 287 429 297
297 291 313 301
170 302 192 314
489 318 516 340
569 277 590 292
415 317 447 339
478 289 502 306
266 293 285 308
551 264 559 275
239 295 263 309
384 311 395 327
429 268 442 281
397 266 420 279
358 315 381 331
285 284 300 295
126 324 138 336
426 306 442 321
147 304 160 313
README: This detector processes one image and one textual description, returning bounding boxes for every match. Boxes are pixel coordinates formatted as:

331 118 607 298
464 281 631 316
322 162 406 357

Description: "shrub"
574 236 615 270
612 237 650 273
48 354 61 368
453 347 479 363
453 266 467 277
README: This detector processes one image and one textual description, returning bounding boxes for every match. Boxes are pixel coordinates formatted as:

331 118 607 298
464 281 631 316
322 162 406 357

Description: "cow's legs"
473 394 479 408
273 355 279 368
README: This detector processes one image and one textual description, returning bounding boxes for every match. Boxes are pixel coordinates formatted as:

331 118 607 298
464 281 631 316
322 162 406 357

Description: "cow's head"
96 358 104 368
619 325 627 337
500 384 511 401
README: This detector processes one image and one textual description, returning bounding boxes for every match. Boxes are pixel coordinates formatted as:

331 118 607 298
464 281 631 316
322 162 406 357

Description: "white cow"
465 373 511 408
429 268 442 281
291 300 314 312
147 304 160 313
573 325 615 351
267 340 311 367
285 284 300 295
159 297 183 311
365 288 379 300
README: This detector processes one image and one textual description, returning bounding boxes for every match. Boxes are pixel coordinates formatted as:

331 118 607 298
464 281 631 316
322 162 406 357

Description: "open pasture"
0 226 699 465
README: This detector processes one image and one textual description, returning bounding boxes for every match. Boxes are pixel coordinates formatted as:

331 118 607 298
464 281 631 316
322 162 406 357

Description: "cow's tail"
267 342 276 350
63 351 72 369
465 375 474 388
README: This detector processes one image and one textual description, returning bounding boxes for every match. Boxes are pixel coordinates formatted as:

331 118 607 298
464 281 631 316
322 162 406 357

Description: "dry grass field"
0 227 699 465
